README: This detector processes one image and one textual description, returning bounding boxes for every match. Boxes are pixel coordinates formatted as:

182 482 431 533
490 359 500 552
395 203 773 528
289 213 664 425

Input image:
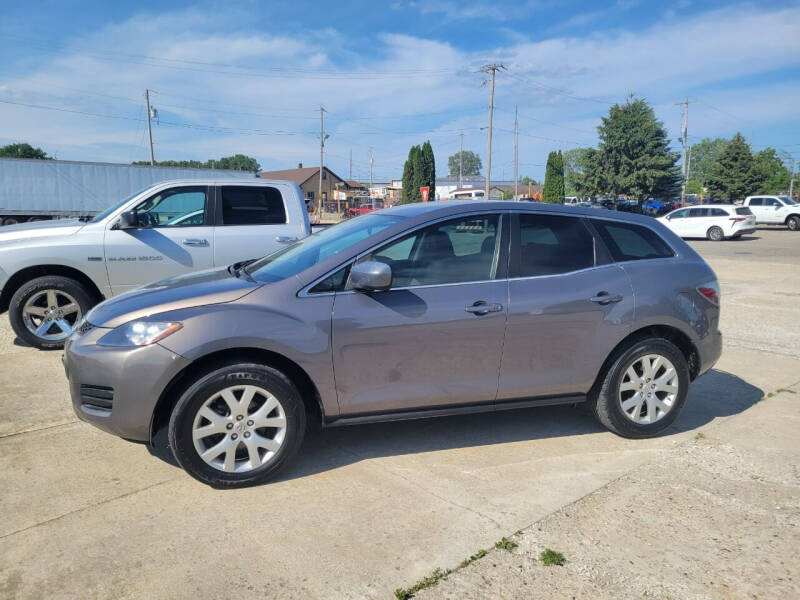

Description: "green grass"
695 432 706 440
459 549 486 568
539 548 566 566
494 537 518 551
394 568 451 600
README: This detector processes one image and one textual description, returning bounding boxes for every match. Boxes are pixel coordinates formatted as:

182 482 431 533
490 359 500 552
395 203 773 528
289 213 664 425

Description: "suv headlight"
98 321 182 347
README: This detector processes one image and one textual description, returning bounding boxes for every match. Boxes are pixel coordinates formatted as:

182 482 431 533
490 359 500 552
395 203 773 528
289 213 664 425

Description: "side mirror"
349 261 392 292
117 210 139 229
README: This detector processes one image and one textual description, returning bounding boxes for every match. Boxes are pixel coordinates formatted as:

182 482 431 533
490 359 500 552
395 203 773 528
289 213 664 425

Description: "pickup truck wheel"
168 363 306 488
589 338 690 439
706 226 724 241
9 276 94 350
787 216 799 231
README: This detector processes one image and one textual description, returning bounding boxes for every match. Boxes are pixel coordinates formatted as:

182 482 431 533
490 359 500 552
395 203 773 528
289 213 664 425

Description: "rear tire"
787 216 799 231
589 338 690 438
9 275 95 350
707 226 724 241
168 363 306 488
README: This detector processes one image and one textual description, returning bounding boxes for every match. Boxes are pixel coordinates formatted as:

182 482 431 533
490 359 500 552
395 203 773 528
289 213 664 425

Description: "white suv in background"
658 205 756 241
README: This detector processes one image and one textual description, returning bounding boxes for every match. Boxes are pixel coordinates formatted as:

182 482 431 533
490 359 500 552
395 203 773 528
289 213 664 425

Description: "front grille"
80 384 114 411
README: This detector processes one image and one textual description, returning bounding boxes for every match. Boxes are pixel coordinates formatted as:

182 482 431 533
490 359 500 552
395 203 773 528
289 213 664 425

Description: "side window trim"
134 185 211 228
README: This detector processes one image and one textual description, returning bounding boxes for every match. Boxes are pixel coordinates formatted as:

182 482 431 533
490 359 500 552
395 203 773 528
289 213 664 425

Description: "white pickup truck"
741 195 800 231
0 179 311 349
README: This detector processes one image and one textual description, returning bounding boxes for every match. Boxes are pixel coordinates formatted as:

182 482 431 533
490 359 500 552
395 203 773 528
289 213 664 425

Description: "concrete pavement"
1 229 798 599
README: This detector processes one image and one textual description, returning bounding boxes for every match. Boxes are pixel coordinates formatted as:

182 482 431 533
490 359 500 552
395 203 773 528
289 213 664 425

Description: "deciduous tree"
447 150 482 177
0 142 50 159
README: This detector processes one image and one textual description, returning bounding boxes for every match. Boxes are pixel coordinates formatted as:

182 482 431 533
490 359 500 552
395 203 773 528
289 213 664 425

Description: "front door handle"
465 301 503 315
590 291 623 305
275 235 298 243
181 238 208 246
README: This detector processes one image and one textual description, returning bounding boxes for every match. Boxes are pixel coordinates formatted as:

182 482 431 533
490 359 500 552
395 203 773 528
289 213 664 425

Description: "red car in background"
346 202 380 218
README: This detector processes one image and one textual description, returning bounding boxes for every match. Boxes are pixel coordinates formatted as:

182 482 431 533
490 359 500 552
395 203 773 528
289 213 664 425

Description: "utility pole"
145 89 155 166
481 63 504 200
318 106 327 214
514 104 519 201
369 147 373 190
349 148 353 181
459 132 464 189
789 156 795 199
675 98 694 206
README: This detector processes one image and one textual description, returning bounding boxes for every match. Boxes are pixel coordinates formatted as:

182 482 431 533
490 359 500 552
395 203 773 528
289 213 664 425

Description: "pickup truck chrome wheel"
618 354 679 425
22 289 82 341
192 384 287 473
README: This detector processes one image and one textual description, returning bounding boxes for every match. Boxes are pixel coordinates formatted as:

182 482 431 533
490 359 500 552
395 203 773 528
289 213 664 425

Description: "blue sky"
1 0 798 181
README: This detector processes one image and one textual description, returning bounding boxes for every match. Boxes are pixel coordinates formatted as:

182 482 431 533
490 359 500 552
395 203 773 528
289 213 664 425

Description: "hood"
0 218 85 244
87 267 262 328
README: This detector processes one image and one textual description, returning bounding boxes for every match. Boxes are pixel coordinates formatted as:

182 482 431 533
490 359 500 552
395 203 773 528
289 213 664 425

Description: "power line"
502 71 616 106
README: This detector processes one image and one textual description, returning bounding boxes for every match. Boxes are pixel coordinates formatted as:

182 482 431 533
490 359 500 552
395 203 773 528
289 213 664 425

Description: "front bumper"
64 326 191 442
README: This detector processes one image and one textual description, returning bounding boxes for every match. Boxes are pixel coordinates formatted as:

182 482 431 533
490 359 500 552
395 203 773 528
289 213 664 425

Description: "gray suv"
64 202 722 487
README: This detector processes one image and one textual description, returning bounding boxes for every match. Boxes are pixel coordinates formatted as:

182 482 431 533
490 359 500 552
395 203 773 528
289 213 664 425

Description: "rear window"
221 186 287 225
735 207 753 216
591 220 674 262
518 214 594 276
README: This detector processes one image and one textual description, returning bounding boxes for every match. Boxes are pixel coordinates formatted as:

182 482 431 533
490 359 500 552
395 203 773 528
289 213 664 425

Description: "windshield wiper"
77 215 94 222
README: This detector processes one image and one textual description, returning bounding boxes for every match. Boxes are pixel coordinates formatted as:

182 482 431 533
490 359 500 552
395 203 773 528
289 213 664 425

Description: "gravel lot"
1 228 798 599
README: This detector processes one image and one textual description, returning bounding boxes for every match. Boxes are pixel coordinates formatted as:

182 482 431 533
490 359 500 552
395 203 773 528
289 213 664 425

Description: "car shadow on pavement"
146 368 762 482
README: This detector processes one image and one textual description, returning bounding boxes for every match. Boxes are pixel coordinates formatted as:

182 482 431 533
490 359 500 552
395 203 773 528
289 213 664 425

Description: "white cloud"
1 3 798 180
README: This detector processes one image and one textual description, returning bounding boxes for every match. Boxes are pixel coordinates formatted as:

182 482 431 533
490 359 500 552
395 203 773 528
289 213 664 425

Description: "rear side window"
688 208 709 217
592 220 674 262
518 214 594 277
711 208 729 216
736 207 753 216
749 198 763 206
220 186 287 225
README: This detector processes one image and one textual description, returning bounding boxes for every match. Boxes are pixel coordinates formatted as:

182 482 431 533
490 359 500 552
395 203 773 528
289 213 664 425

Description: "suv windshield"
245 213 403 283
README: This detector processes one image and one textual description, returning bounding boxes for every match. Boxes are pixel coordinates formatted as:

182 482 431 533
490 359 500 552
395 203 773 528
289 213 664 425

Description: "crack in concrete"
0 420 79 440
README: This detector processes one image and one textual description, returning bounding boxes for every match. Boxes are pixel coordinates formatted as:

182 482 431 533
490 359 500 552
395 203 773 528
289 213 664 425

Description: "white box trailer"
0 158 256 225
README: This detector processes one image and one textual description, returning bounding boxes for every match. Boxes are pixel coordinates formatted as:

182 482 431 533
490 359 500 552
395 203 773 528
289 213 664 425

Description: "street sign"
420 186 430 202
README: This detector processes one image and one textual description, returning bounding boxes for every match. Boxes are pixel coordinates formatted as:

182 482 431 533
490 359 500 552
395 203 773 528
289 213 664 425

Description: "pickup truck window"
749 198 763 206
765 198 780 207
221 186 287 225
134 186 207 228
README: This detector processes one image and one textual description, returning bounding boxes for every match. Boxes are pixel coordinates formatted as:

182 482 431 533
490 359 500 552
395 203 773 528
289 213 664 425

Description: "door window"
688 208 710 218
668 209 689 220
749 198 763 206
517 214 594 276
591 220 674 261
765 198 780 207
133 186 207 228
711 208 729 217
220 186 287 225
367 214 500 287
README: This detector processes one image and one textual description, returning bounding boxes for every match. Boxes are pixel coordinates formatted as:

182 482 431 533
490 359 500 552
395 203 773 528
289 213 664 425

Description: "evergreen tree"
401 145 426 203
705 133 763 202
597 96 681 205
542 150 565 203
420 140 436 199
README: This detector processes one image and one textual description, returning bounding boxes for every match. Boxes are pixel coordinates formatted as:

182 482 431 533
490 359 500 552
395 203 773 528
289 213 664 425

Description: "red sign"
420 186 430 202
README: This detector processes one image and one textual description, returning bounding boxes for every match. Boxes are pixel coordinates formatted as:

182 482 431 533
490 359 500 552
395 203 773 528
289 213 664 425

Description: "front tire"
707 226 724 241
787 216 799 231
9 275 95 349
590 338 690 438
168 363 306 488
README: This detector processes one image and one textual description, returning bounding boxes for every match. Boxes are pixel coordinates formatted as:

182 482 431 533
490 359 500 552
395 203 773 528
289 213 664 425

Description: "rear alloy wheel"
590 337 690 438
9 275 95 349
169 363 306 487
787 216 799 231
707 226 724 241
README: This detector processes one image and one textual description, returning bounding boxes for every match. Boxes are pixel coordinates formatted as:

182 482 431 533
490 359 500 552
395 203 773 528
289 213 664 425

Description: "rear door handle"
275 235 298 243
590 291 623 305
465 301 503 314
181 238 208 246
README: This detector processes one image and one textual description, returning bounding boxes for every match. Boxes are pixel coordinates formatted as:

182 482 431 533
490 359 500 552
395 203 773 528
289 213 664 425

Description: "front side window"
592 220 674 262
518 214 594 277
669 209 689 220
221 186 286 225
133 186 207 228
765 198 780 207
367 214 500 287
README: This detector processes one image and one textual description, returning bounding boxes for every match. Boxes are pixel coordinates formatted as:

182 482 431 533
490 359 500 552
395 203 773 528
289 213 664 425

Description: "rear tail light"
697 281 720 306
729 217 746 222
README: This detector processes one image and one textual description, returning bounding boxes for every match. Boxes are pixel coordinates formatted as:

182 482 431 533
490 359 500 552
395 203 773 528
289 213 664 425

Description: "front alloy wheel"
22 289 82 342
169 363 306 487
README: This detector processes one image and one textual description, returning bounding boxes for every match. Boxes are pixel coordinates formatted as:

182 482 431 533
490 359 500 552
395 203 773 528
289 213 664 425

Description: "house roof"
258 166 345 185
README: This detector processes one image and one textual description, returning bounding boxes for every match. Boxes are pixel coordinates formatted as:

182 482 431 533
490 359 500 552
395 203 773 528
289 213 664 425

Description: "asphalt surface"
1 227 798 599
